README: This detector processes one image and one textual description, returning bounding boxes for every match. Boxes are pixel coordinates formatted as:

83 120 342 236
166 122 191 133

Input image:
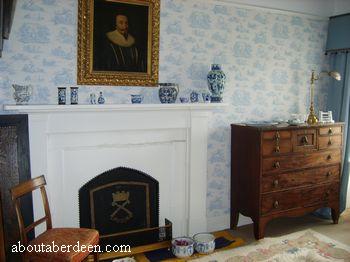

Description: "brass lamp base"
307 112 318 125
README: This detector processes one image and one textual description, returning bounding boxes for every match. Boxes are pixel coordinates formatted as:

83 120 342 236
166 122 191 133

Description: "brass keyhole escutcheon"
273 180 279 187
328 128 333 135
326 171 332 177
273 201 279 208
301 136 309 145
327 155 332 160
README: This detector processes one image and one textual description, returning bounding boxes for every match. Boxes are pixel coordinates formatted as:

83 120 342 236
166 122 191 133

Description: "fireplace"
4 104 226 236
79 167 171 247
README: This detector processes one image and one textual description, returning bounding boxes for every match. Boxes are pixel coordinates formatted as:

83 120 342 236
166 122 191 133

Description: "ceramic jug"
12 84 32 105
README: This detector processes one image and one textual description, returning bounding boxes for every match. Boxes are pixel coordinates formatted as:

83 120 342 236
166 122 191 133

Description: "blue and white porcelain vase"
207 64 226 103
70 87 79 105
58 87 66 105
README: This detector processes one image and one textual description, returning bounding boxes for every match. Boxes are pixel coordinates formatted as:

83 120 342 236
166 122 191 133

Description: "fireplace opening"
79 167 171 248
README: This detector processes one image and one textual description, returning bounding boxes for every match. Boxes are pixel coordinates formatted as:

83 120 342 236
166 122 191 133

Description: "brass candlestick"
307 70 341 125
307 70 318 125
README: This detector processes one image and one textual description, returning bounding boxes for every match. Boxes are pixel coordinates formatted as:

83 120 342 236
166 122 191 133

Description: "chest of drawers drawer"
319 135 342 149
292 128 317 152
261 183 339 215
261 165 340 193
319 126 342 135
262 149 341 173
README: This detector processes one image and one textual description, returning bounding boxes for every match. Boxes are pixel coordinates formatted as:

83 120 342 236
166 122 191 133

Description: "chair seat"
25 228 99 262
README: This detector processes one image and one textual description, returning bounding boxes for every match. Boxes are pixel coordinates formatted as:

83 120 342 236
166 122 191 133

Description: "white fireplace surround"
4 103 227 237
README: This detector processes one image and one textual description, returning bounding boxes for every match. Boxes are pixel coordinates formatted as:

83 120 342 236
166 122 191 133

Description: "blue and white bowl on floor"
171 237 194 258
193 233 215 254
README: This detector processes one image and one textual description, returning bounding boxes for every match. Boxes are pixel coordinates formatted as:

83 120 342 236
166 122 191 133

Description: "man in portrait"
94 13 145 73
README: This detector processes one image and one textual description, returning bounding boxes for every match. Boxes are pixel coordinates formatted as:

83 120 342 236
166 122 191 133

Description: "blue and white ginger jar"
207 64 226 103
158 83 179 103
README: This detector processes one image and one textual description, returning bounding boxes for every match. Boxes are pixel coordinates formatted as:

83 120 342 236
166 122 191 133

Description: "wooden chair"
10 175 99 262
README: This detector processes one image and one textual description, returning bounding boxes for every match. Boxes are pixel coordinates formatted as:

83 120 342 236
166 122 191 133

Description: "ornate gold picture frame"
77 0 160 86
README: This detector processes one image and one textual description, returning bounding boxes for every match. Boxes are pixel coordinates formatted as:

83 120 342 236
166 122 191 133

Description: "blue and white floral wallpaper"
0 0 330 220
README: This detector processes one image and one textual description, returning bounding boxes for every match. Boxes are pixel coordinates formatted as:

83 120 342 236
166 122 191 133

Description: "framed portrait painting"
77 0 160 86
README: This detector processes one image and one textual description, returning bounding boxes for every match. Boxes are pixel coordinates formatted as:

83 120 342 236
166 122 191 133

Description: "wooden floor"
87 210 350 261
231 208 350 246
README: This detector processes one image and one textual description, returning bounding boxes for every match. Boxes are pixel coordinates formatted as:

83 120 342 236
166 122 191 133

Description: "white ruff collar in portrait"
107 30 135 47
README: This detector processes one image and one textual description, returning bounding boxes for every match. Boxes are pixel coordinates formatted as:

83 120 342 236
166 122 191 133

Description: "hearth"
79 167 172 248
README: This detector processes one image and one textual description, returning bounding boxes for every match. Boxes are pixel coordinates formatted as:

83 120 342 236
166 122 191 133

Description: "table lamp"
307 70 341 125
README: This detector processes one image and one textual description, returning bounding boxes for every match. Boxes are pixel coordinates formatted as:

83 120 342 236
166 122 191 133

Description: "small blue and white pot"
190 91 199 103
207 64 226 103
171 237 194 258
193 233 215 254
131 94 143 104
202 93 211 103
179 97 189 103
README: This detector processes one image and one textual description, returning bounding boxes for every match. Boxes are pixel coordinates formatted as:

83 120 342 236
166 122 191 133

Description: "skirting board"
207 215 252 232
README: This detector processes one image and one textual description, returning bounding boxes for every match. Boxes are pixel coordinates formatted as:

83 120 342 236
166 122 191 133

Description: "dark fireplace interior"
79 167 171 248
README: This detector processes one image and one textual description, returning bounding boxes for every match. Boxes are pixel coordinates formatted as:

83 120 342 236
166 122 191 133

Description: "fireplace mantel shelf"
4 103 228 113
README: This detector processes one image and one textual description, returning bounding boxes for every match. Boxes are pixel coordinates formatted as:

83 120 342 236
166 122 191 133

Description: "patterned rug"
192 229 350 262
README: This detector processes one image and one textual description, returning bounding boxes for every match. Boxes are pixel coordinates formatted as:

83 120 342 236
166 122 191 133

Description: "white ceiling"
222 0 350 17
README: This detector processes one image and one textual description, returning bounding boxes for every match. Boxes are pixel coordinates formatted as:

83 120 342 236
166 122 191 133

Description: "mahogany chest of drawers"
230 123 344 239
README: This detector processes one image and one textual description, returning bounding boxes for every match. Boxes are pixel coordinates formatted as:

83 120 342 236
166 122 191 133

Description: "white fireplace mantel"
4 103 227 237
4 103 227 112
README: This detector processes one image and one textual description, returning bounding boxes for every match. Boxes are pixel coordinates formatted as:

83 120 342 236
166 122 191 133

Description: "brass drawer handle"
273 180 279 187
326 171 332 177
275 146 280 153
301 136 309 145
275 132 280 140
273 201 279 209
328 128 333 135
273 162 280 169
327 155 332 160
328 138 332 145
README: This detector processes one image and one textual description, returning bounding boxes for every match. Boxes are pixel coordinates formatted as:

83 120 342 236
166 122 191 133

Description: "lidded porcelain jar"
207 64 226 102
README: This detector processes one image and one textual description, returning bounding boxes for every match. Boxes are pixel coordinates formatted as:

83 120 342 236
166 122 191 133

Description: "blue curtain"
328 52 350 213
316 52 350 219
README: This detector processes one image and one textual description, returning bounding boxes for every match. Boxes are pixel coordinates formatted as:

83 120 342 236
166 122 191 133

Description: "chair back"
10 176 52 245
